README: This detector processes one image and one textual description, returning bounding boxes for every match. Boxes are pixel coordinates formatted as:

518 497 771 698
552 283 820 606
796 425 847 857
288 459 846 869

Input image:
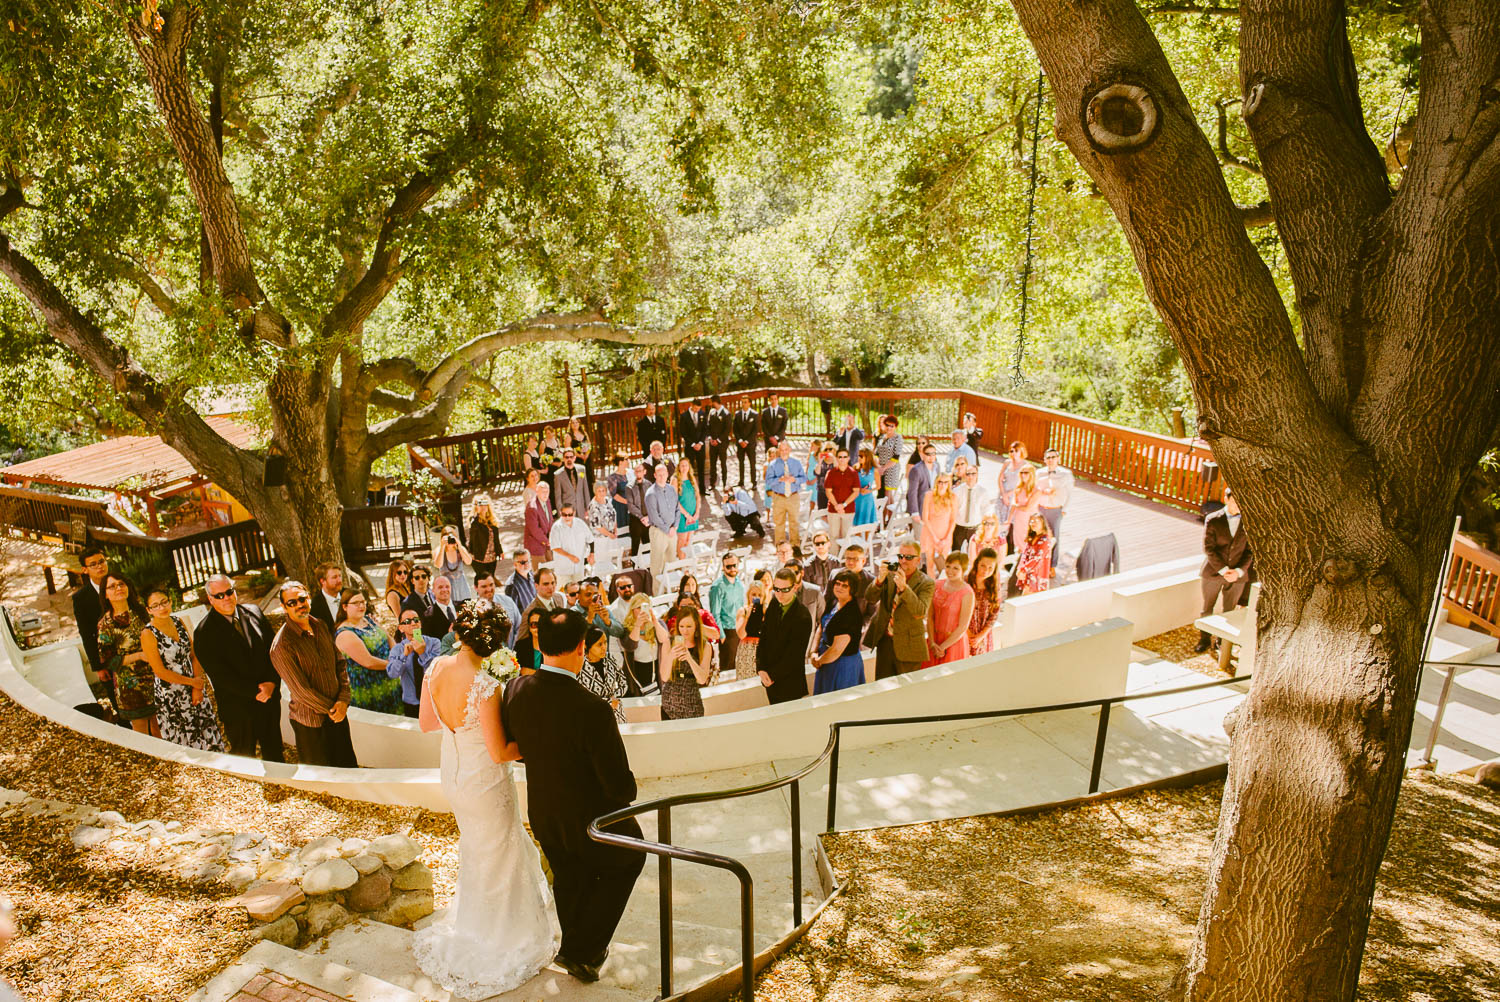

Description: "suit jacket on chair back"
194 603 281 726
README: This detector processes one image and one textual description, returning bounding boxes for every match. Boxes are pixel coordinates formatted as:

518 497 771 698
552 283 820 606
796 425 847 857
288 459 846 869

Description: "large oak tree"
1004 0 1499 997
0 0 829 578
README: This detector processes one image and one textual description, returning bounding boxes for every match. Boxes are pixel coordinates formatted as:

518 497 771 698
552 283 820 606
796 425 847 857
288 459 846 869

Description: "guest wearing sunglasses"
269 581 358 767
384 559 413 620
195 574 284 761
755 566 813 705
386 609 444 718
864 538 935 679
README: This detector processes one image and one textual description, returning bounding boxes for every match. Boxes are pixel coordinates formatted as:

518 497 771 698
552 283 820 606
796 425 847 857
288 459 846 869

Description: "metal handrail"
588 672 1253 1001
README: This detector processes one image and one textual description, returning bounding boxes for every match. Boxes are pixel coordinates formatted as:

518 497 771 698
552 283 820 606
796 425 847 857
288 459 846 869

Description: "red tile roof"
0 417 259 495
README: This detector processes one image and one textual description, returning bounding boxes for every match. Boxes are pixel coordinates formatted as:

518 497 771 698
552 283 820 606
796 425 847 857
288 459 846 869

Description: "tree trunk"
264 366 345 583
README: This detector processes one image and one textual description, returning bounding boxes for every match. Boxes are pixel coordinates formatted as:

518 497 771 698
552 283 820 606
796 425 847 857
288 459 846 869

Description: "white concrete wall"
1109 569 1205 641
999 556 1201 647
616 618 1134 776
4 611 1133 806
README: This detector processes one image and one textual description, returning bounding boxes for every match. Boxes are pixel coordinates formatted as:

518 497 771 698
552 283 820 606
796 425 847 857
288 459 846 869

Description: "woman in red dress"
966 547 1003 655
1015 512 1054 595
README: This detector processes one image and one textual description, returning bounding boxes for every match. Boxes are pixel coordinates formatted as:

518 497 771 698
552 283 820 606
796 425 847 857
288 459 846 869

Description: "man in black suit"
1197 488 1254 651
194 574 285 761
761 392 788 452
756 566 812 704
732 400 760 488
636 401 667 459
706 394 731 489
501 608 644 983
678 398 708 487
72 549 111 705
310 562 345 633
426 575 461 640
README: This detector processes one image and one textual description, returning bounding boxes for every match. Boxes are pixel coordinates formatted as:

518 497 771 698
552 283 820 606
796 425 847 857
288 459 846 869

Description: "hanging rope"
1011 69 1046 385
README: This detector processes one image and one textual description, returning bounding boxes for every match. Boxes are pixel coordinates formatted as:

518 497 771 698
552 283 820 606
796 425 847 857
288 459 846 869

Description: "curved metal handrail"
589 672 1253 1001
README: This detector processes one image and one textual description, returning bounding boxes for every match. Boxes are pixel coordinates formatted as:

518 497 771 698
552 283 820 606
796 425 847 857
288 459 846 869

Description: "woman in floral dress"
96 573 156 734
1015 512 1055 596
965 548 1003 656
140 590 227 751
333 590 402 714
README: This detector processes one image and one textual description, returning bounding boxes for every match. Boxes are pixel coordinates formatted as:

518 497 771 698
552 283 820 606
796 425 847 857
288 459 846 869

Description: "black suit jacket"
833 427 865 458
706 407 731 443
402 592 452 639
761 406 788 445
755 598 812 703
636 414 667 455
194 603 282 724
679 410 707 450
732 409 759 445
310 591 341 634
502 670 642 857
72 579 105 672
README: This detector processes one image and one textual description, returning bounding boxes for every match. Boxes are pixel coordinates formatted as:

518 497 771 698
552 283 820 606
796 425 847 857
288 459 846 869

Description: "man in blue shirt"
644 462 679 586
945 429 977 474
708 552 747 671
720 486 766 537
764 440 808 549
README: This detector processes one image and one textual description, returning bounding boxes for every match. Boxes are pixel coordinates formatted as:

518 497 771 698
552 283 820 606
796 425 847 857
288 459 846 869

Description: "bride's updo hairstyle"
454 599 511 657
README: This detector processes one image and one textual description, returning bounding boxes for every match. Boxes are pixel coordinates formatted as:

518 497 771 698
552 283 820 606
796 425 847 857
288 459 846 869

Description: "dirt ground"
754 773 1500 1001
0 690 460 1002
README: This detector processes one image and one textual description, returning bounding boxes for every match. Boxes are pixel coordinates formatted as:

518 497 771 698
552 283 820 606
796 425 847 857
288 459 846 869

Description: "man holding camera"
864 538 934 679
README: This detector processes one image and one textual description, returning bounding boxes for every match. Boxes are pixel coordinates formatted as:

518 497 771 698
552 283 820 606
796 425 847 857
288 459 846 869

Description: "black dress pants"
709 443 729 487
290 716 358 767
737 442 758 487
539 817 646 965
223 698 286 762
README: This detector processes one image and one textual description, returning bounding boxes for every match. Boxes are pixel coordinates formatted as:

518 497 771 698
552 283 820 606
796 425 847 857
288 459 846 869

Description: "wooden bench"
1195 583 1262 671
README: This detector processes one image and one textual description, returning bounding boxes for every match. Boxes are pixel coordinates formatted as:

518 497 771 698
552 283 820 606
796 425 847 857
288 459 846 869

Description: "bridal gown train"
413 666 561 999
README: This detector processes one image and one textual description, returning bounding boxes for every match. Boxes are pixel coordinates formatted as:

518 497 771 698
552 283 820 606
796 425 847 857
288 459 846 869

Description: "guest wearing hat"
469 494 502 580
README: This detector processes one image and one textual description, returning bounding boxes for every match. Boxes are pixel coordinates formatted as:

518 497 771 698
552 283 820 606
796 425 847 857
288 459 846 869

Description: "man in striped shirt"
269 580 357 768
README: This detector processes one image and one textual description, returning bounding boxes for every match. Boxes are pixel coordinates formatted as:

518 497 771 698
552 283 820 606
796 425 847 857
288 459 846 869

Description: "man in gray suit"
553 447 590 516
906 442 938 536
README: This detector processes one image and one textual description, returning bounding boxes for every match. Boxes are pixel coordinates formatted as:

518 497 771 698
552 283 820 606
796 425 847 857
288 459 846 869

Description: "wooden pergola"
0 417 258 537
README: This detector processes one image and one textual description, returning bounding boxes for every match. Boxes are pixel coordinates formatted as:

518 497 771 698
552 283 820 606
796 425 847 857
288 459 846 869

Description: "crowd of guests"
67 397 1096 762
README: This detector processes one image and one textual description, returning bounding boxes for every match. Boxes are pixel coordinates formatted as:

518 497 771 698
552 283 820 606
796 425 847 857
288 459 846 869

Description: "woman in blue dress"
333 590 402 714
812 571 867 694
675 457 700 558
854 447 878 527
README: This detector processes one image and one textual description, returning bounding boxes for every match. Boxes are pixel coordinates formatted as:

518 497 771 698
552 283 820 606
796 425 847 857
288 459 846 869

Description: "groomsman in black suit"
761 392 788 452
310 562 345 633
678 398 709 487
733 400 760 488
502 609 644 982
194 574 285 761
72 547 113 709
706 394 731 489
636 401 667 459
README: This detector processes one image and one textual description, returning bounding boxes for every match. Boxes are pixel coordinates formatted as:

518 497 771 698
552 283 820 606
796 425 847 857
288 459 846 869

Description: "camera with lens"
886 560 900 571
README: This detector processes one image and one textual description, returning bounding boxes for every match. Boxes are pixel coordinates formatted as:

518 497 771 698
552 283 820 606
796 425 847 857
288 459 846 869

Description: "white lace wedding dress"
413 665 561 998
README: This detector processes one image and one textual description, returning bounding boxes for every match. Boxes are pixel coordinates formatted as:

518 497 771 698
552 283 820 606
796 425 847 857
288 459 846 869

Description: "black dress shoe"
1194 632 1212 653
556 956 601 982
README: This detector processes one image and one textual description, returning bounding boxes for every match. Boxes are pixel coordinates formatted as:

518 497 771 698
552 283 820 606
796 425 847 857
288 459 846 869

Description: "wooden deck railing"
0 484 140 540
1443 534 1500 636
414 386 1222 513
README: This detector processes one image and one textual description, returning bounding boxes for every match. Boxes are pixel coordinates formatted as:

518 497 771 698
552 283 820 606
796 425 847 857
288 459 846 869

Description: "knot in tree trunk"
1320 556 1363 586
1082 81 1160 154
1195 412 1221 440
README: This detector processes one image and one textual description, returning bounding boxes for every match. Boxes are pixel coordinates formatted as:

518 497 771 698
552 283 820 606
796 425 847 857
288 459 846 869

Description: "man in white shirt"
1038 448 1075 566
952 465 990 552
548 504 594 587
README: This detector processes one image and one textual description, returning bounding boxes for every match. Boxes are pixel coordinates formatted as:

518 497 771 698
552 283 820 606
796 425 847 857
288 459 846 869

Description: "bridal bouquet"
482 648 522 686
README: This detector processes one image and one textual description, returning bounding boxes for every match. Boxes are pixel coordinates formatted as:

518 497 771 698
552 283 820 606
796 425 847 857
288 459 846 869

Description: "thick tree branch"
322 169 441 338
361 356 425 390
111 257 179 316
1144 3 1240 13
126 4 290 349
1239 201 1275 227
1214 98 1262 175
0 228 265 504
1239 0 1393 416
368 388 418 414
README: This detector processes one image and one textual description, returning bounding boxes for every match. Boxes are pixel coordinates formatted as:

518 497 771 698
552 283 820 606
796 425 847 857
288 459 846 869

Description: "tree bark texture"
1006 1 1500 999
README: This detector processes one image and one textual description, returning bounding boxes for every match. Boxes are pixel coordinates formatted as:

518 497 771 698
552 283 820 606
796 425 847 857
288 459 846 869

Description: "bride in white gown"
413 601 561 999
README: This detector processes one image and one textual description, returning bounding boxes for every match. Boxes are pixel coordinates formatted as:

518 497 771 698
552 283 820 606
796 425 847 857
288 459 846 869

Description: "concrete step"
307 919 644 1001
1427 617 1499 665
190 939 422 1002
